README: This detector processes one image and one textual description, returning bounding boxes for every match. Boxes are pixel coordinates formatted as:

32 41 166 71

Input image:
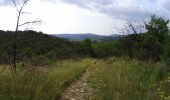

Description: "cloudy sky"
0 0 170 35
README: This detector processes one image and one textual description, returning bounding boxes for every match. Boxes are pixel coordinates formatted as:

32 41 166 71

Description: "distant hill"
51 33 122 41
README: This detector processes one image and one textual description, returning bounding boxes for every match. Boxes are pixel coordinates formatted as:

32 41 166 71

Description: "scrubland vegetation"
0 58 169 100
89 58 169 100
0 15 170 99
0 59 91 100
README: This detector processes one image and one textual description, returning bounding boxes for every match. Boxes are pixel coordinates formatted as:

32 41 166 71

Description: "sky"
0 0 170 35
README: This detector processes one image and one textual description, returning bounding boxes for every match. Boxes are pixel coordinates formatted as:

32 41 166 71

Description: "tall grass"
89 58 168 100
0 59 91 100
0 58 168 100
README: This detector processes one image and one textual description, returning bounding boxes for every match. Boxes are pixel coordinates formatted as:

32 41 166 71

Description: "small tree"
145 15 169 44
12 0 41 72
145 15 169 60
114 16 169 60
114 19 144 58
82 39 95 57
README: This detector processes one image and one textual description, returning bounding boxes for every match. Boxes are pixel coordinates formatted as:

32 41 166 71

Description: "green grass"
0 58 169 100
156 73 170 100
89 58 169 100
0 59 92 100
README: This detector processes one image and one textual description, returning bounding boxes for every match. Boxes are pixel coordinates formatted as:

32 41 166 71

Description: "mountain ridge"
50 33 122 41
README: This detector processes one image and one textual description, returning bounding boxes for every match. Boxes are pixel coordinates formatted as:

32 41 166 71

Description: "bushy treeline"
93 15 170 62
0 30 97 65
91 15 170 62
118 15 170 62
0 15 170 66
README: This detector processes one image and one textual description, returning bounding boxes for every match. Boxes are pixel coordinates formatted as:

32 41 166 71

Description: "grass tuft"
89 58 168 100
0 59 92 100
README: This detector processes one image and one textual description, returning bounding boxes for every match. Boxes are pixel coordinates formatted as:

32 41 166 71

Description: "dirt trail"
60 68 95 100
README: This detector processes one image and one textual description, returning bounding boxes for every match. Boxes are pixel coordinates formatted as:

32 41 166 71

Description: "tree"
12 0 41 72
82 39 95 57
145 15 169 60
145 15 169 44
114 19 144 58
114 16 169 60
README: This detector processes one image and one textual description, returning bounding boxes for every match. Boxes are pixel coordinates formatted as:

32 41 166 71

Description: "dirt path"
60 68 95 100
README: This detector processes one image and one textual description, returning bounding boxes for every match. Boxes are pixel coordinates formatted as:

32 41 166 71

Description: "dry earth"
60 68 96 100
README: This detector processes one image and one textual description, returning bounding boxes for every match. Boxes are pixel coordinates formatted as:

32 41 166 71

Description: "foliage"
0 59 91 100
118 15 170 61
145 15 169 44
0 30 124 65
93 41 122 58
89 58 168 100
156 74 170 100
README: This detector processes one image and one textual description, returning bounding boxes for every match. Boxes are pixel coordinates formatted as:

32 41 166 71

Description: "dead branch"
114 19 144 35
12 0 42 73
18 21 42 27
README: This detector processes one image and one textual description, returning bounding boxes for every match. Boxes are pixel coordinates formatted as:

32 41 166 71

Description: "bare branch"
113 19 144 42
19 0 29 13
12 0 19 12
113 24 126 36
21 12 32 14
18 21 42 27
16 0 22 7
24 27 29 31
11 0 41 72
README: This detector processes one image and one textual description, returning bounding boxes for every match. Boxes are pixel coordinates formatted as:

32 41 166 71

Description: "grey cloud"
62 0 113 5
60 0 170 20
2 0 170 21
60 0 114 11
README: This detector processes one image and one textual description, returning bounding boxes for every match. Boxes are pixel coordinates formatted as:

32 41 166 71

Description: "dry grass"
89 58 168 100
0 59 92 100
0 58 169 100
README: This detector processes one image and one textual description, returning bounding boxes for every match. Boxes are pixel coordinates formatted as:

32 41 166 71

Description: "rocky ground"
60 68 96 100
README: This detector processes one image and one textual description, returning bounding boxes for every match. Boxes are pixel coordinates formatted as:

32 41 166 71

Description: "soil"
60 68 95 100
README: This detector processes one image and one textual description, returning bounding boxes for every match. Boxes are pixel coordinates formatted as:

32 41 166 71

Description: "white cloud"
0 0 116 35
0 0 170 35
0 6 16 30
